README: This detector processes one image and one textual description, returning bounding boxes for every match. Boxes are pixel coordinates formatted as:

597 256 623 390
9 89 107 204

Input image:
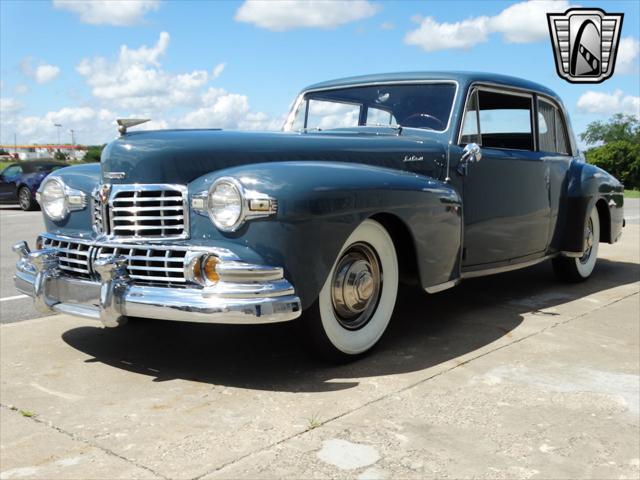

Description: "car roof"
6 160 66 173
302 71 560 100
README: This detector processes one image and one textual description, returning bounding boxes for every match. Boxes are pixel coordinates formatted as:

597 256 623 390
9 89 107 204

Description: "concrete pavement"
1 214 638 478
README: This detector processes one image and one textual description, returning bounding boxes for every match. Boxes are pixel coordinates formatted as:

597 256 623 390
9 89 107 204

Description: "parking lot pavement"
0 217 638 480
0 205 49 324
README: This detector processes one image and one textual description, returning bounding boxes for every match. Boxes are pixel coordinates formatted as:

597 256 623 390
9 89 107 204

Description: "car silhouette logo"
547 8 623 83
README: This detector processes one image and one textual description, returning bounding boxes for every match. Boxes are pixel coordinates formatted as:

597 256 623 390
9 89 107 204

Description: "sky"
0 0 638 149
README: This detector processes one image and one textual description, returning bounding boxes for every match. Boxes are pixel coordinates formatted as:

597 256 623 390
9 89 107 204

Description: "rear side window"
460 88 534 151
538 99 571 155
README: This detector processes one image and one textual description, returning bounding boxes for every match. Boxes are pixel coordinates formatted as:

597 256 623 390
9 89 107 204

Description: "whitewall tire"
304 219 399 361
553 206 600 282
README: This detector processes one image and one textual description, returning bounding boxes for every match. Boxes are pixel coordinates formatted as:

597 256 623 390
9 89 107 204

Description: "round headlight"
41 178 68 221
207 178 244 231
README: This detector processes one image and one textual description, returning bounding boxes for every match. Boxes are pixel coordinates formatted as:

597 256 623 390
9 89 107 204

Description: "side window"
477 90 534 150
460 89 480 145
366 106 397 126
2 165 22 178
555 109 570 155
538 100 557 152
537 99 571 155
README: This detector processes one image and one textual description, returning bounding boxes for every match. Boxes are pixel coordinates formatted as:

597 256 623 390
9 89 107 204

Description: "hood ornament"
117 118 150 135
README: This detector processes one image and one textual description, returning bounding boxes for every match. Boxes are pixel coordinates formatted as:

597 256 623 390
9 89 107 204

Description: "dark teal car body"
15 72 625 358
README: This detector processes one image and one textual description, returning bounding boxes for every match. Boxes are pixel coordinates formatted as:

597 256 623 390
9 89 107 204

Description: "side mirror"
457 143 482 175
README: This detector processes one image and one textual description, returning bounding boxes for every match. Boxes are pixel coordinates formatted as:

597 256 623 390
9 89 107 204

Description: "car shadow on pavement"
61 258 639 392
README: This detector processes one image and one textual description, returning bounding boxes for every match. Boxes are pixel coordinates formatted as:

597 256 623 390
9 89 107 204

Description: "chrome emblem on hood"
403 155 424 162
104 171 126 180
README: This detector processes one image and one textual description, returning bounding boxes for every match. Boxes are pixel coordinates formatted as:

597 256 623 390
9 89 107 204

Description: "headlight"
41 178 68 220
207 178 244 231
39 178 87 221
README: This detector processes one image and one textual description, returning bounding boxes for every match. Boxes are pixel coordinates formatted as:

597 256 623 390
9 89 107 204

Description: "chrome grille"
42 238 92 278
110 187 187 239
95 246 187 286
41 237 189 287
92 192 105 234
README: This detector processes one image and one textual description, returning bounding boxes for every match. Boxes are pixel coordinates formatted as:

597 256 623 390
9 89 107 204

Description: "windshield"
285 83 456 132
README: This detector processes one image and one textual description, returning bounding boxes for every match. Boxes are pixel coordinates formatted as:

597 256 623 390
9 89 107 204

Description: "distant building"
0 145 87 161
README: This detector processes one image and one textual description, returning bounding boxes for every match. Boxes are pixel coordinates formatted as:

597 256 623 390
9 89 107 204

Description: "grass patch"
0 161 14 171
19 409 35 418
624 189 640 199
306 413 322 431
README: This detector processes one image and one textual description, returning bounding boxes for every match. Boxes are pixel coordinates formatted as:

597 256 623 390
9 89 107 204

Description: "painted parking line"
0 294 29 303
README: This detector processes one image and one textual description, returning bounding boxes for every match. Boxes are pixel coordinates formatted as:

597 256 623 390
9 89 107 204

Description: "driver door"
454 87 551 267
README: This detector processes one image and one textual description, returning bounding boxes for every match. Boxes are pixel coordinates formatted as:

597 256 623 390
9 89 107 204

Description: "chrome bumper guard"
13 240 301 327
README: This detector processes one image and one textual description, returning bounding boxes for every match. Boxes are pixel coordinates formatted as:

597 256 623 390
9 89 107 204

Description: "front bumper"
13 240 301 327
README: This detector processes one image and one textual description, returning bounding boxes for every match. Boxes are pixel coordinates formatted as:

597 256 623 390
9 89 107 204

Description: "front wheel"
18 187 37 211
552 206 600 282
303 219 399 362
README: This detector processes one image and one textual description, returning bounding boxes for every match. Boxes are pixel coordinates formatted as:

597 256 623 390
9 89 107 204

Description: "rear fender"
558 160 624 254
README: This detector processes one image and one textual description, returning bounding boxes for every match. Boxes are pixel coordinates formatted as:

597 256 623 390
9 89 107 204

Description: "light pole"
54 123 62 146
69 129 75 146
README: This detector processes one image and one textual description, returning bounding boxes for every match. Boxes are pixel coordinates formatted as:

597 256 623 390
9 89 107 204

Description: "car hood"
101 129 448 184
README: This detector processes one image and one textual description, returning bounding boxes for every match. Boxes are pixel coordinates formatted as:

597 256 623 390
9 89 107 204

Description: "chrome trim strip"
285 80 460 133
424 278 460 294
461 254 557 279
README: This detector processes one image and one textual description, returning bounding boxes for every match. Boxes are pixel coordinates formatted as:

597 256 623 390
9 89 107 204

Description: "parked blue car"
0 160 66 211
13 72 625 360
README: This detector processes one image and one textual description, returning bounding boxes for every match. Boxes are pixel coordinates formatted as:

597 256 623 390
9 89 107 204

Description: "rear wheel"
18 187 37 211
553 206 600 282
303 219 399 362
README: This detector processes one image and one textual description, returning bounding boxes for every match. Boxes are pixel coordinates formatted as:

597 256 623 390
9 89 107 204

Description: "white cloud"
53 0 159 26
35 64 61 84
20 58 61 83
577 90 640 117
76 32 213 110
405 15 490 52
616 37 639 74
380 22 395 30
0 97 23 116
235 0 378 31
14 84 29 95
2 33 279 145
405 0 572 51
212 63 226 79
177 87 281 130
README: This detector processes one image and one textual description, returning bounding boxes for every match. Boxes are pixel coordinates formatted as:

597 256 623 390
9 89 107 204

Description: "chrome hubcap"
19 189 30 208
331 242 382 330
580 217 594 264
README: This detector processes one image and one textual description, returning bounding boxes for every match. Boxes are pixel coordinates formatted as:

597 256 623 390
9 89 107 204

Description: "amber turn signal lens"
203 256 220 283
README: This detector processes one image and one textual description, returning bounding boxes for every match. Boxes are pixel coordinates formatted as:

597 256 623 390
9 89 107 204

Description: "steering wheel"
402 113 445 130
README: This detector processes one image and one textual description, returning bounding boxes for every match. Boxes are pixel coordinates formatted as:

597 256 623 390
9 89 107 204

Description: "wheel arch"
370 212 419 286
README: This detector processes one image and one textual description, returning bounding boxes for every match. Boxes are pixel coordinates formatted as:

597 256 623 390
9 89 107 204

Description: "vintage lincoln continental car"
14 72 624 360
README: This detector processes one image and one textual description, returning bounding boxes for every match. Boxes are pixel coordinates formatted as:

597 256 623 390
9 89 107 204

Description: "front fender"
559 160 624 253
189 161 462 308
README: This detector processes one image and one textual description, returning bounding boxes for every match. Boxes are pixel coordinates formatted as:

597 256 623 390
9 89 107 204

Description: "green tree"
581 114 640 189
53 150 68 161
83 144 105 163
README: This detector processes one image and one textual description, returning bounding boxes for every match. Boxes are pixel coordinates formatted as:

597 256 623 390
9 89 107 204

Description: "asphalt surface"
1 209 638 479
1 199 639 324
0 205 48 324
